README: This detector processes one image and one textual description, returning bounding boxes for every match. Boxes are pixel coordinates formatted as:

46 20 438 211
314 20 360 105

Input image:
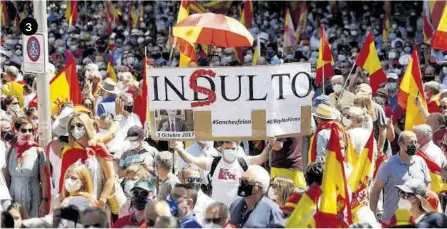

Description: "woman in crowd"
55 162 98 211
5 118 49 217
342 106 372 155
7 202 29 228
267 177 300 207
2 95 22 122
353 94 375 132
59 112 116 215
25 107 38 130
82 98 96 116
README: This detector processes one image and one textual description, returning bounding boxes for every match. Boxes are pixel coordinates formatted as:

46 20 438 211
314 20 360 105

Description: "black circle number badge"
20 18 38 36
27 36 40 61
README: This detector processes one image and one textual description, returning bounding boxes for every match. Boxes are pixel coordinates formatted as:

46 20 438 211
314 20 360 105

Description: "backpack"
201 156 248 197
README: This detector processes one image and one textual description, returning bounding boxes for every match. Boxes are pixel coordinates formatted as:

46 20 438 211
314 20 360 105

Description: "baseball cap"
125 125 144 141
131 180 152 192
5 65 19 77
396 179 427 197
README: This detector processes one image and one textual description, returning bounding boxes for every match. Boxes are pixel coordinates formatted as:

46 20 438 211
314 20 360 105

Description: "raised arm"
170 141 208 170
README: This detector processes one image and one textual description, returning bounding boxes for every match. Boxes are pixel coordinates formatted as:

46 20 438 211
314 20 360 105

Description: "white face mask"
223 149 237 162
129 141 140 150
14 219 21 228
203 223 222 228
342 118 352 128
333 84 343 93
64 178 81 193
267 187 277 201
398 198 412 210
71 125 86 140
32 119 38 127
58 219 77 228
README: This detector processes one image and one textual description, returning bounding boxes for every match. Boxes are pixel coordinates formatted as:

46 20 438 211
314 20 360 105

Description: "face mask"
14 219 21 228
385 82 398 91
237 179 254 197
57 47 65 53
15 50 22 56
389 33 396 40
267 187 277 200
286 54 294 60
392 24 398 29
127 57 135 65
59 135 69 143
64 178 82 193
18 133 32 144
203 223 222 228
302 46 310 53
129 141 140 150
405 143 418 156
32 119 38 127
71 125 86 140
70 45 77 51
10 104 20 113
398 198 412 209
342 118 352 128
266 50 274 58
404 47 411 53
124 105 134 113
223 149 237 162
131 195 149 211
388 52 396 59
350 30 358 36
333 84 343 93
395 68 402 75
1 131 14 142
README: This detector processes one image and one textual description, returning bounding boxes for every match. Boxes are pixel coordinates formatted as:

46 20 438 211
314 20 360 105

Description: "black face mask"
151 53 161 59
237 179 254 197
131 196 148 211
406 143 418 156
1 131 13 142
124 105 133 113
58 135 69 143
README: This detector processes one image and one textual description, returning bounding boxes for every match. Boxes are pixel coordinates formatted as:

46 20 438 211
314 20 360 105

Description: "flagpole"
340 64 357 97
33 0 51 146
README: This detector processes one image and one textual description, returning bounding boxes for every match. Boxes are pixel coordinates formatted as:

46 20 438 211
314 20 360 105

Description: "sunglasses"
186 177 202 184
69 123 84 130
20 128 33 133
204 218 222 225
440 105 447 110
398 189 415 199
83 103 93 109
132 189 149 198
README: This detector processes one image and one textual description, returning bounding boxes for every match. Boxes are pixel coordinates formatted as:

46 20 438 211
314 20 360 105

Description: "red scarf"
13 141 39 159
310 121 338 163
59 143 112 193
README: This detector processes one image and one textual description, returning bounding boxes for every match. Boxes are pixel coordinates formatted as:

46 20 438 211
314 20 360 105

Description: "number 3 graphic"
26 23 32 32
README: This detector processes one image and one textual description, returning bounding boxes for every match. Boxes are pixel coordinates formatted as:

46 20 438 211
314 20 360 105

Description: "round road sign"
27 36 40 62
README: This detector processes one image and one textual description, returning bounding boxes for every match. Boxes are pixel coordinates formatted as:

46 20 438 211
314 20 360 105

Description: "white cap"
387 72 398 80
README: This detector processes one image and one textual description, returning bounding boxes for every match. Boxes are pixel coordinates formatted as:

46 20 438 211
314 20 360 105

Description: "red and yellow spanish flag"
417 150 447 194
397 48 427 130
1 0 9 26
382 1 390 40
175 0 197 67
349 131 375 223
189 1 206 14
431 3 447 51
295 1 308 43
423 1 434 43
316 125 353 227
65 0 78 26
315 25 334 85
429 0 447 30
355 32 387 94
106 60 118 82
285 183 322 228
134 58 150 126
283 8 296 49
203 0 232 14
50 60 82 114
387 209 415 227
235 0 253 65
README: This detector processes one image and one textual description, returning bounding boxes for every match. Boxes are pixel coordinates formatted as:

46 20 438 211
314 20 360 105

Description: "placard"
148 63 313 140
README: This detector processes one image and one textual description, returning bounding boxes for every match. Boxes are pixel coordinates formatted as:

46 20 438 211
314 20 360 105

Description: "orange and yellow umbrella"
173 13 254 48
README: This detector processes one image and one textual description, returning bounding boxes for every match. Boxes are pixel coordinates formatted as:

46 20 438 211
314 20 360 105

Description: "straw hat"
312 104 336 120
99 78 121 95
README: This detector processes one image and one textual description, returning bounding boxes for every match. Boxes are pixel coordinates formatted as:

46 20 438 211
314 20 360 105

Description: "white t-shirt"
205 157 249 207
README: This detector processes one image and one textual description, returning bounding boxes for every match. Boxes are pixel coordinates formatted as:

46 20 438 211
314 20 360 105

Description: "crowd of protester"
1 0 447 228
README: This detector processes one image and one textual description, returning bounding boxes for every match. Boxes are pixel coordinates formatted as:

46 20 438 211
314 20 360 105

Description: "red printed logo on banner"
189 69 216 108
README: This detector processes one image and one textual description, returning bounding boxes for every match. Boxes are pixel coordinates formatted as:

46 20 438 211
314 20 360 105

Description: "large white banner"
148 63 313 139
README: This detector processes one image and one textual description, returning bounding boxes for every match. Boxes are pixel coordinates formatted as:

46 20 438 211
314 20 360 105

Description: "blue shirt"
376 154 431 224
97 96 116 116
229 196 285 228
180 213 202 228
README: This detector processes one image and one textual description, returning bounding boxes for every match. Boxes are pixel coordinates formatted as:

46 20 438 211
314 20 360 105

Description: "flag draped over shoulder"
431 3 447 51
349 131 375 222
285 183 322 228
316 25 334 85
355 33 387 94
316 125 353 227
50 60 82 114
65 0 78 26
397 49 427 130
417 150 447 194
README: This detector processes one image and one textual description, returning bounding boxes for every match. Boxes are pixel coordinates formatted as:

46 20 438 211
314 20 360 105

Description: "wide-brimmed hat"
99 78 121 95
312 104 336 120
396 179 431 212
52 107 74 137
